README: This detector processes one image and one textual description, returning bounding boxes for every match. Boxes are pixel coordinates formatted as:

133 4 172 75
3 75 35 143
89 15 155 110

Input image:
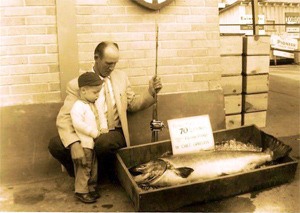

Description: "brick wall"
0 0 222 107
0 0 61 106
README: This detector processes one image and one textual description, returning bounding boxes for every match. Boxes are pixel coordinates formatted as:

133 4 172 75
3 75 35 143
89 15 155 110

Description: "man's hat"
78 72 102 88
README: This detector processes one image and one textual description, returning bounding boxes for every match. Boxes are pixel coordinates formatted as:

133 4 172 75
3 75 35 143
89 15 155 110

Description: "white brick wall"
0 0 60 106
1 0 222 106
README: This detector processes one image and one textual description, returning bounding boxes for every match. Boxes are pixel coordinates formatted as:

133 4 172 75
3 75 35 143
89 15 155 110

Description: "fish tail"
263 133 292 160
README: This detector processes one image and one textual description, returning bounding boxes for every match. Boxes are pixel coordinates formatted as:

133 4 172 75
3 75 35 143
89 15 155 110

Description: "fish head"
129 159 167 185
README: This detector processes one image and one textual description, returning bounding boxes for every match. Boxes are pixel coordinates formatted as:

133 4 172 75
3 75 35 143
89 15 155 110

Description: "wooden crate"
221 55 242 76
220 34 243 55
243 74 269 94
221 75 242 95
225 114 241 129
242 111 267 127
116 125 298 211
243 93 268 112
243 35 270 55
224 95 242 114
242 55 270 75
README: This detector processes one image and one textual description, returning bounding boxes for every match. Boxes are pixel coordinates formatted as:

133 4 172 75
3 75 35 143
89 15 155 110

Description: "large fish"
129 138 292 189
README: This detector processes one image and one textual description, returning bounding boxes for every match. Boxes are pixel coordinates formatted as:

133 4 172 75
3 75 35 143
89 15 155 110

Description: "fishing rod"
150 23 164 142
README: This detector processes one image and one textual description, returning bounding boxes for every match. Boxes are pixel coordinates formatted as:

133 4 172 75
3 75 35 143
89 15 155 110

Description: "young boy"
70 72 108 203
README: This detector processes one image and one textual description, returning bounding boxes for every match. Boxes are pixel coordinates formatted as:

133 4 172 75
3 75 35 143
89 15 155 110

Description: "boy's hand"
70 141 87 167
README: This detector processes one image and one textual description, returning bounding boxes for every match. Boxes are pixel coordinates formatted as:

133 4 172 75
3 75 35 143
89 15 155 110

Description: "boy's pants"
73 148 98 193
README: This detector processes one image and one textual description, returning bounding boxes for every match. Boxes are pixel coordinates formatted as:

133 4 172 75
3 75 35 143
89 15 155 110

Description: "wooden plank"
243 111 267 127
243 35 270 55
224 95 242 114
243 93 268 112
242 55 270 75
221 75 242 95
127 90 226 146
243 74 269 94
220 35 243 55
225 114 242 129
221 55 242 76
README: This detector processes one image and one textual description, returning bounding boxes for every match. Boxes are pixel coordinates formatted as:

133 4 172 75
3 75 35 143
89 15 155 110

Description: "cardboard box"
220 34 244 55
243 35 270 55
243 93 268 112
221 75 242 95
242 55 270 75
221 55 242 76
224 94 242 114
243 74 269 94
242 111 267 127
116 125 298 211
225 114 242 129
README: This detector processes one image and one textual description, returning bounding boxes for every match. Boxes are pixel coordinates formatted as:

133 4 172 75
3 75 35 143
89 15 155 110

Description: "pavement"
0 64 299 212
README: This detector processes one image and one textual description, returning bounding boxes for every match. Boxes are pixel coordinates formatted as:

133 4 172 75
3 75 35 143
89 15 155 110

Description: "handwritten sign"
168 115 215 155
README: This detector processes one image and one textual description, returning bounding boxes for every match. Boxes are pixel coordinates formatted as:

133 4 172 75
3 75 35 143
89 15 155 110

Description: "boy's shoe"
89 191 100 199
75 193 97 203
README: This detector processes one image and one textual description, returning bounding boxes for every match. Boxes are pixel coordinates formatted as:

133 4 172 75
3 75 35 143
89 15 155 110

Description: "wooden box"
243 93 268 112
243 74 269 94
220 34 244 55
224 94 242 114
242 111 267 127
221 55 242 76
221 75 242 95
242 55 270 75
225 114 241 129
116 125 298 211
243 35 270 55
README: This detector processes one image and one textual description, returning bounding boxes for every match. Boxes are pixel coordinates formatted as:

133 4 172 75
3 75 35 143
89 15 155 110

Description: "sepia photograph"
0 0 299 212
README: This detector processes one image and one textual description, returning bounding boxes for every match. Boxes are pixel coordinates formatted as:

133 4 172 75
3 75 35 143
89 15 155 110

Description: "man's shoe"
75 193 97 203
89 191 100 199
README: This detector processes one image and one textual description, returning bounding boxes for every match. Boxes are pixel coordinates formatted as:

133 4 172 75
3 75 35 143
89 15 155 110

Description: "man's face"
94 46 119 77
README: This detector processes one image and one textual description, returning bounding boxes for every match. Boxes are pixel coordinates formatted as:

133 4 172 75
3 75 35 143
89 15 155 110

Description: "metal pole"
251 0 259 35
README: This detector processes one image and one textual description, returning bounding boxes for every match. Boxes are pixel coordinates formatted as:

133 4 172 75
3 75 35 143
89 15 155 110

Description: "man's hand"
70 141 87 167
149 76 162 96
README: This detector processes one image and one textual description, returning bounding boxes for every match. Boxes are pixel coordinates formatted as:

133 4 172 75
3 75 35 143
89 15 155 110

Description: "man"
48 41 162 183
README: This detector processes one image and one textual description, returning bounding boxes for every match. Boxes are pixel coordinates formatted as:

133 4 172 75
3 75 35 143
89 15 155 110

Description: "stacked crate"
242 35 270 128
220 34 244 129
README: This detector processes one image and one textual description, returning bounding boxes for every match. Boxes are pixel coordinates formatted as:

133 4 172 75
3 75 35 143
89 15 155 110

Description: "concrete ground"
0 64 299 212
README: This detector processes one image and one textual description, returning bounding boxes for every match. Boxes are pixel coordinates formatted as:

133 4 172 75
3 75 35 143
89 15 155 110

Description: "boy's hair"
78 72 102 88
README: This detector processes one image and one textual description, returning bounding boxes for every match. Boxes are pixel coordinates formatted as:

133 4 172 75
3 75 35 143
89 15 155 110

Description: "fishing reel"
150 119 165 132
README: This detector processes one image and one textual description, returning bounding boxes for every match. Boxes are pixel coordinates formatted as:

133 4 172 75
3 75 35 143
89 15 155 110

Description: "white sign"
240 14 265 35
271 35 298 51
285 12 300 36
168 115 215 155
273 50 294 59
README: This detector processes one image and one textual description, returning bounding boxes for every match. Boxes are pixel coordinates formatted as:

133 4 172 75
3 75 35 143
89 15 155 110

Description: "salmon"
129 138 292 189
